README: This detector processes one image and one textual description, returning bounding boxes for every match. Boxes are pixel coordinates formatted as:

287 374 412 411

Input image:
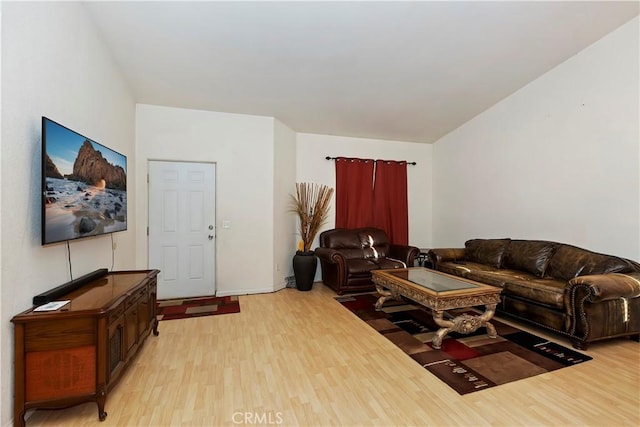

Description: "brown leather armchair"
315 228 420 295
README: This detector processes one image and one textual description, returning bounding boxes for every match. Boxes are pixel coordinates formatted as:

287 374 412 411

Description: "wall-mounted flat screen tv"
42 117 127 245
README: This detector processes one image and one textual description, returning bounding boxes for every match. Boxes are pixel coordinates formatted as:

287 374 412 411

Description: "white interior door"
148 161 216 299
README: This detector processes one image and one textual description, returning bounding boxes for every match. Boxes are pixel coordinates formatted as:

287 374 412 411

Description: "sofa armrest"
568 272 640 303
566 272 640 343
388 244 420 265
427 248 466 266
314 247 346 264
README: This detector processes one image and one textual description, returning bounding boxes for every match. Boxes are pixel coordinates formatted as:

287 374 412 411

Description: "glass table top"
383 268 478 292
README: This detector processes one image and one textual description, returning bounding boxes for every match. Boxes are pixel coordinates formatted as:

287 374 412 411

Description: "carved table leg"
374 284 399 310
432 310 454 349
481 303 498 339
431 303 498 349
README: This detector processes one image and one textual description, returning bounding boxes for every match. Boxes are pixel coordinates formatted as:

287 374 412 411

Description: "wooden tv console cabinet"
11 269 160 427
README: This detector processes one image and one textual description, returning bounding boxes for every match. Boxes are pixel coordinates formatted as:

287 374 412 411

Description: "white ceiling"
83 1 639 143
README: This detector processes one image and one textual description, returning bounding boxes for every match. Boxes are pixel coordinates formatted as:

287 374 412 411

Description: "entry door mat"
157 295 240 321
336 293 591 395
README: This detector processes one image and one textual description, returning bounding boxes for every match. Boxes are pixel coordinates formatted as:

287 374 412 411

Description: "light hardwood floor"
26 284 640 426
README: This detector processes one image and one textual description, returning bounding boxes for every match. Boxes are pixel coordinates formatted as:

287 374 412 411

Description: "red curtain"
335 157 375 228
372 160 408 245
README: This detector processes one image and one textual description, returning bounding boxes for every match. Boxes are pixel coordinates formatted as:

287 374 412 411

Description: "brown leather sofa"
428 239 640 349
315 228 420 295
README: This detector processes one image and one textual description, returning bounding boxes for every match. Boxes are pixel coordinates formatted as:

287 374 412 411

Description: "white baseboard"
216 286 276 297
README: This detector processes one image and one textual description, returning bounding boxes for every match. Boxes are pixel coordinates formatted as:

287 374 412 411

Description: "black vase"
292 251 317 291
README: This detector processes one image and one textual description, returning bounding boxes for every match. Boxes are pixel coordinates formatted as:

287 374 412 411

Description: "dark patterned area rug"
336 293 591 395
157 295 240 320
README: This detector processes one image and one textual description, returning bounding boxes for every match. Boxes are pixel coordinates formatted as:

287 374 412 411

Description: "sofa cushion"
440 259 564 308
464 238 511 268
546 244 634 281
503 277 566 309
346 258 404 276
346 259 380 275
320 229 361 250
463 266 528 289
436 262 472 278
336 248 364 260
434 261 511 288
358 229 391 258
319 228 393 260
502 240 556 277
376 258 405 270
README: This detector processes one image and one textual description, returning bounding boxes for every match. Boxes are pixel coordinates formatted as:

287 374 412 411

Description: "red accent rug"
157 296 240 321
336 293 592 395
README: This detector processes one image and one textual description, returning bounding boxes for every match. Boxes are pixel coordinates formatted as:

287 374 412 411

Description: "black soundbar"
33 268 109 305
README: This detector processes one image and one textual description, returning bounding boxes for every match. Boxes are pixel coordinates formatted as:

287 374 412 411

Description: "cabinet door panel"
107 317 125 383
25 345 96 401
138 295 151 339
124 302 138 355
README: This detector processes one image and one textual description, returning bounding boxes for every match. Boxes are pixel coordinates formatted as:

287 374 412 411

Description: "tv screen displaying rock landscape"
42 118 127 244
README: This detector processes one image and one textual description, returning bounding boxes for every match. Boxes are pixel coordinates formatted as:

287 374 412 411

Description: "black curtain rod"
325 156 416 165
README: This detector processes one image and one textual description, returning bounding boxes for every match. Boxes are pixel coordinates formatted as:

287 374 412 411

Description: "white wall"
0 2 136 426
135 104 282 296
0 3 4 425
433 17 639 260
296 133 433 252
273 120 297 287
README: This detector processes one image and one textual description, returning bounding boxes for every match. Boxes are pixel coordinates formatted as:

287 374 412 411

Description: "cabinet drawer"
25 318 95 351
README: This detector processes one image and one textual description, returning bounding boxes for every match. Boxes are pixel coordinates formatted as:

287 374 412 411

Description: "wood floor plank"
25 284 640 426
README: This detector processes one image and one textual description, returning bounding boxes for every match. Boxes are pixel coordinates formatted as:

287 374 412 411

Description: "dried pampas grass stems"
290 183 334 252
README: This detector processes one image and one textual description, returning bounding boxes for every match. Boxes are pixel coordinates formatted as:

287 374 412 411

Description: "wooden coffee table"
371 267 502 349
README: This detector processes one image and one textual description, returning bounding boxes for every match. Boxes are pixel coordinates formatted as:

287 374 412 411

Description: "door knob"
208 235 214 240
